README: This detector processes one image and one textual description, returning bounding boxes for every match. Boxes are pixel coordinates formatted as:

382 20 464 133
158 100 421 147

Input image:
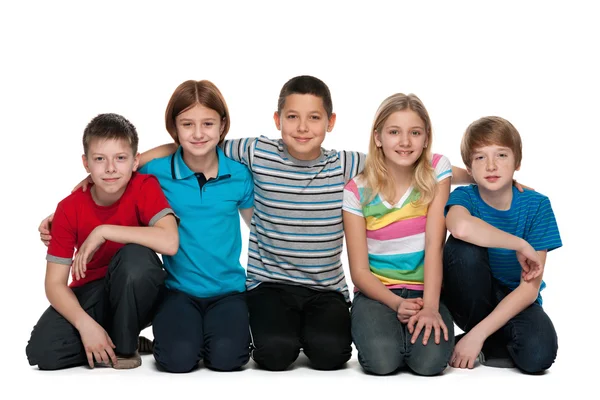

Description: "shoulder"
450 184 477 199
223 156 252 179
55 188 86 212
142 154 172 175
517 188 553 211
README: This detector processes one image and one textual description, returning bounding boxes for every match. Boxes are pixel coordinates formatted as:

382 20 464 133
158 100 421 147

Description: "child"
443 116 561 373
26 113 179 370
342 93 454 376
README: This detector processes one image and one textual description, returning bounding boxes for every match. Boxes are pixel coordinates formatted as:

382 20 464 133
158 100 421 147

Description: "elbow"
163 235 179 256
447 219 469 241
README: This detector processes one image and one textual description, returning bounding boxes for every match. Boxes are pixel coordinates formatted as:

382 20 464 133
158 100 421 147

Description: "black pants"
442 236 558 373
152 289 250 373
248 282 352 371
26 244 165 370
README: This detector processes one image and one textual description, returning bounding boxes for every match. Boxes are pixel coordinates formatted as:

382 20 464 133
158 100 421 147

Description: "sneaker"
137 336 154 354
478 340 514 368
113 351 142 369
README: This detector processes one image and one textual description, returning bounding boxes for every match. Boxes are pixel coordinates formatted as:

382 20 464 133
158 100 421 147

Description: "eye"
117 155 127 161
309 115 321 120
498 153 508 158
94 156 104 162
204 122 214 127
411 130 421 136
182 122 192 127
474 155 484 161
389 129 399 135
287 115 297 119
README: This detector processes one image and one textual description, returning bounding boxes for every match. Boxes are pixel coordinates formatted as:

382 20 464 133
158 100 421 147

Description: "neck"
182 148 219 178
385 161 414 202
91 186 123 207
479 185 513 210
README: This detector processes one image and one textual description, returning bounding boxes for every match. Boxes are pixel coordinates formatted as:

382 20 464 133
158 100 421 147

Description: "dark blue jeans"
152 289 250 373
351 289 454 376
442 236 558 373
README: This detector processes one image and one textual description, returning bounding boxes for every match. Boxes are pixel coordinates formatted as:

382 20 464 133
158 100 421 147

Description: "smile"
395 150 413 156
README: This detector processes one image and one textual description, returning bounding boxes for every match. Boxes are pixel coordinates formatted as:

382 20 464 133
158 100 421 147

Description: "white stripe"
367 232 426 255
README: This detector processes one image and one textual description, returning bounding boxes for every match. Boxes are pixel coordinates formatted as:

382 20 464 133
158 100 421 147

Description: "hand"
396 297 424 324
407 306 449 345
39 213 55 247
512 179 534 193
450 331 485 369
73 226 106 281
516 241 543 281
72 175 94 193
78 318 118 368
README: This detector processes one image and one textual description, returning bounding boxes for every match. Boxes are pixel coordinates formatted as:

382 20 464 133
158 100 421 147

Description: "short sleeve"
343 179 364 217
445 186 475 217
340 151 367 184
223 137 257 166
432 154 452 183
527 197 562 252
238 166 254 209
136 175 176 226
46 202 76 265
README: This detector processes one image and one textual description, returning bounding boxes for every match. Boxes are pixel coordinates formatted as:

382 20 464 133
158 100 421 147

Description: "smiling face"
83 138 139 205
468 144 519 193
175 104 224 159
274 93 336 161
375 109 428 170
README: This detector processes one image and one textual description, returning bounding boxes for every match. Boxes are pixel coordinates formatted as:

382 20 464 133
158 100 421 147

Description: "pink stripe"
366 216 427 240
353 283 424 293
345 179 360 198
431 153 441 168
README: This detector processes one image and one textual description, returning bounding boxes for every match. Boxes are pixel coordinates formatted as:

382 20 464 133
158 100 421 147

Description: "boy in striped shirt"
442 116 562 373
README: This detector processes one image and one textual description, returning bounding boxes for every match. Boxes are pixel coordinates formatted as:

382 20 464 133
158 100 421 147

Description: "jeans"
26 244 166 370
247 282 352 371
351 289 454 376
152 289 250 373
442 236 558 373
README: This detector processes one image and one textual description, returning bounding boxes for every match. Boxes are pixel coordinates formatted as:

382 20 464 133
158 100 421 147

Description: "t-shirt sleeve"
432 154 452 183
136 175 177 226
222 137 257 166
238 166 254 209
445 186 474 217
343 179 364 217
340 151 367 183
527 197 562 252
46 202 76 265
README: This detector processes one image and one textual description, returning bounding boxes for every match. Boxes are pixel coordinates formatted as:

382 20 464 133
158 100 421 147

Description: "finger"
459 356 469 369
41 233 52 241
108 336 116 349
433 322 441 345
99 349 110 365
86 351 94 368
468 357 475 369
73 258 80 281
411 320 425 344
422 323 433 346
106 346 118 366
93 351 103 366
407 315 417 333
440 319 449 342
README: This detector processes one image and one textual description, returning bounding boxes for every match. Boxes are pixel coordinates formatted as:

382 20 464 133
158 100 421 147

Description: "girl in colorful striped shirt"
342 93 454 376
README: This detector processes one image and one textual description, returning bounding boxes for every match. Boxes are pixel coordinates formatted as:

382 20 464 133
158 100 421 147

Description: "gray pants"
26 244 166 370
351 288 454 376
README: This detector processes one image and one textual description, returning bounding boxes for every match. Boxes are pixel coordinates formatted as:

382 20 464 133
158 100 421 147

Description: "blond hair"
362 93 436 206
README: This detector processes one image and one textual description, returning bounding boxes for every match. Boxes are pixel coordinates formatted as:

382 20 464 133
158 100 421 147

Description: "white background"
1 0 598 398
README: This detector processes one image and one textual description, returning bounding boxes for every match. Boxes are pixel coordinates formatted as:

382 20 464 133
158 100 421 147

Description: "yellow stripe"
366 204 428 230
372 272 424 286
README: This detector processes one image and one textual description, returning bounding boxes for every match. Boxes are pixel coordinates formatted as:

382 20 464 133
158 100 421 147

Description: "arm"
139 143 178 168
451 166 474 185
239 207 254 228
408 178 451 345
343 211 422 320
45 262 117 367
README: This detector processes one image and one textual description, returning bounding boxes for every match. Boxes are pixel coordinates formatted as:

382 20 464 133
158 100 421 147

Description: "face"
176 104 224 159
468 144 519 192
375 109 428 169
274 94 336 161
83 138 139 202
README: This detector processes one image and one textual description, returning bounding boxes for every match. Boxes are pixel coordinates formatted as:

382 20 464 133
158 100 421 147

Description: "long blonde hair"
362 93 436 206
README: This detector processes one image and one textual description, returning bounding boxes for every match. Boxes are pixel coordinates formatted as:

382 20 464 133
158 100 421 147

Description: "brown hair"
277 75 333 118
461 116 522 169
165 80 230 144
82 113 138 155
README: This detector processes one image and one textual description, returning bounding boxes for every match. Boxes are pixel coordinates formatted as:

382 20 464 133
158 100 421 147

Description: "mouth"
395 150 413 156
102 178 120 183
190 140 209 146
293 137 312 143
485 176 500 182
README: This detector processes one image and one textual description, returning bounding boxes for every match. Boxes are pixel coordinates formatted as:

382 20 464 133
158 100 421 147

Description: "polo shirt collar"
171 145 231 180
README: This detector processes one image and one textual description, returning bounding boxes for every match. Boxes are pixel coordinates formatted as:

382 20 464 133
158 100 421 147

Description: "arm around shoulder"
139 143 178 168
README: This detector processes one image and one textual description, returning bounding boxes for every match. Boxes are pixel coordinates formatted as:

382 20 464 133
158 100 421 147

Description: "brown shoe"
112 351 142 369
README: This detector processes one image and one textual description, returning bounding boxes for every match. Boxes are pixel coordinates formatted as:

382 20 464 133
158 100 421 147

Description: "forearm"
352 268 403 311
99 224 178 255
45 282 95 331
450 214 526 251
451 166 474 185
422 249 442 310
139 143 178 167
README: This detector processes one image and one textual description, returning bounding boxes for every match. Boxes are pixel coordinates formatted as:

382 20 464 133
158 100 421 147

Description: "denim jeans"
442 236 558 373
351 289 454 376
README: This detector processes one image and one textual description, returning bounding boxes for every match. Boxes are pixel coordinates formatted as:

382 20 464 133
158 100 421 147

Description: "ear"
82 154 90 173
374 130 382 147
273 111 281 130
132 153 140 172
515 162 521 171
466 166 473 176
220 118 226 134
327 113 337 132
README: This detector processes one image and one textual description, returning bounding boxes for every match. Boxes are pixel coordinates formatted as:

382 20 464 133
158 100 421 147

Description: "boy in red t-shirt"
26 113 179 370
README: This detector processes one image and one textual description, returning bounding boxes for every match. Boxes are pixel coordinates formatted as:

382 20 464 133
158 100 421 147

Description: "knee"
406 351 450 376
206 338 250 371
154 341 201 373
511 335 558 374
355 337 402 375
444 236 487 270
304 334 351 370
112 244 165 284
252 336 300 371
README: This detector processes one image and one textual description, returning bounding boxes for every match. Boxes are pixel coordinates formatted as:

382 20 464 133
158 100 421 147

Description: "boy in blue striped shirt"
442 116 562 373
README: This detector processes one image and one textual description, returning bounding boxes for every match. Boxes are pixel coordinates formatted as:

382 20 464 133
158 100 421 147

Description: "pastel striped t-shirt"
343 154 452 291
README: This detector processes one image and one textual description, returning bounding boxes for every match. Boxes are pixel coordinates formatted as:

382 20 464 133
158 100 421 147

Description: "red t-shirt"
47 172 173 287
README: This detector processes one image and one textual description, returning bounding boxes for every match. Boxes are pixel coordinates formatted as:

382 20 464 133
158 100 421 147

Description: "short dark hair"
82 113 138 155
277 75 333 118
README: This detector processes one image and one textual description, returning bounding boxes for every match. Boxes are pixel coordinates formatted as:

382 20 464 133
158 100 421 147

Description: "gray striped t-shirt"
224 136 365 301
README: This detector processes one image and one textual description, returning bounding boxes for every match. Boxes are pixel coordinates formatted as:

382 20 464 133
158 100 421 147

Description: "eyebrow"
385 125 424 130
286 109 323 114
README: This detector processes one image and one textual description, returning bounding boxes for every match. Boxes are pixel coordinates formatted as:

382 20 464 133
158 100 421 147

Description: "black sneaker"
478 339 514 368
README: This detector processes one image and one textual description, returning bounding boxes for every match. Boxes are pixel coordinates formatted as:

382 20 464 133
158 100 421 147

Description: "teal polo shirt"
139 146 254 298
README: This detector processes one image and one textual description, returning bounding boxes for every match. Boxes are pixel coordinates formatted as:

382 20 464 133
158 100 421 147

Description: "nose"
297 118 308 132
485 157 497 171
192 125 203 139
398 132 410 147
106 159 117 173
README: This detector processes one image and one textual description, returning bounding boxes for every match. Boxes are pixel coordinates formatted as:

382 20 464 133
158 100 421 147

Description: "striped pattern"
445 185 562 304
224 136 366 301
343 154 452 290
